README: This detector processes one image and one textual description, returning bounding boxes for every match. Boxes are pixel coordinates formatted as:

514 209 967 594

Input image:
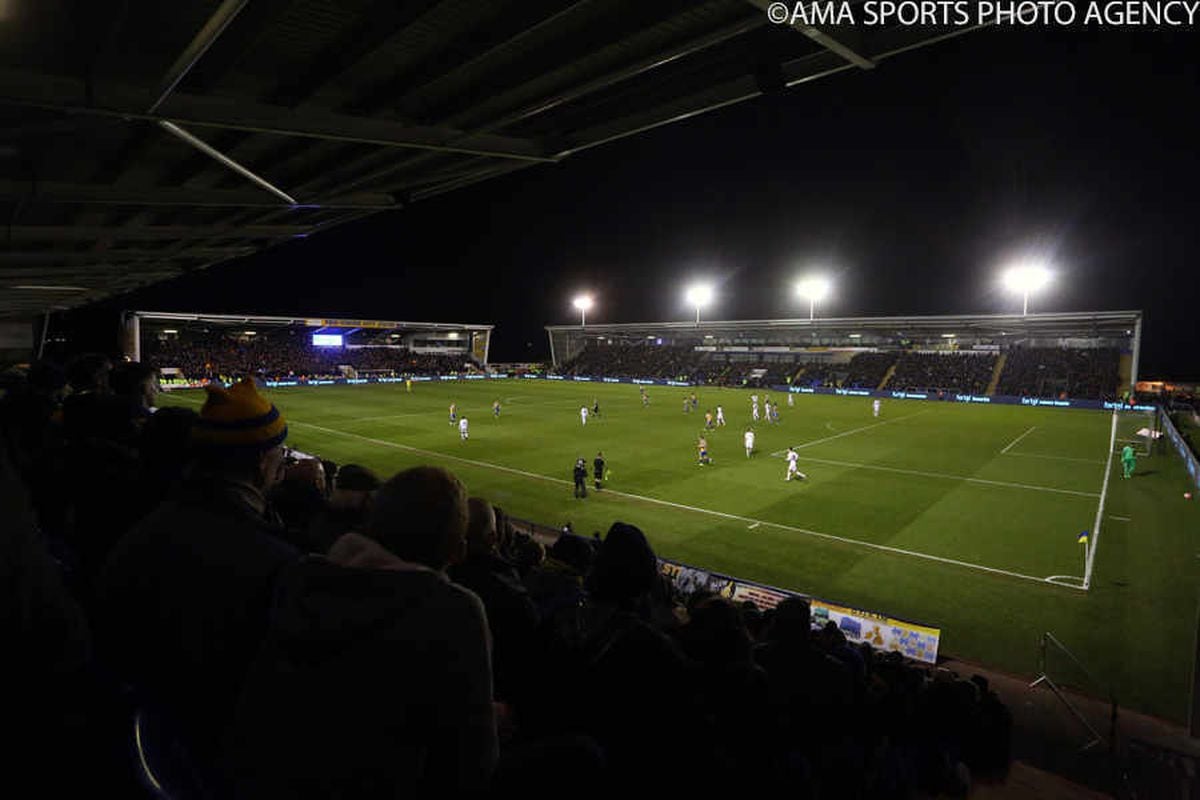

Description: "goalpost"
1114 406 1159 457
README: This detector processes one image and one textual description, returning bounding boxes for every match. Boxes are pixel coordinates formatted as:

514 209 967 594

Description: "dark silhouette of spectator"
268 456 328 551
224 466 497 797
676 596 772 782
95 378 299 778
755 597 857 791
306 462 380 552
449 498 540 706
573 522 706 786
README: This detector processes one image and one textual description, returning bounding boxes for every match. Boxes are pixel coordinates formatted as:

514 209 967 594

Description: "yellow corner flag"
1077 531 1089 545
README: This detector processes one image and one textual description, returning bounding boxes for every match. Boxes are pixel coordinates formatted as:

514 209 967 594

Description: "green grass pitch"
164 380 1199 722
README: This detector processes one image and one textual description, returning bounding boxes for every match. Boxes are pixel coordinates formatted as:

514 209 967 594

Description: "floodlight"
685 283 714 324
572 294 594 327
794 275 833 319
1002 263 1052 315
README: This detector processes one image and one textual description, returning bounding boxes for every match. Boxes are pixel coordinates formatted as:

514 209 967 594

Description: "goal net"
1114 406 1160 457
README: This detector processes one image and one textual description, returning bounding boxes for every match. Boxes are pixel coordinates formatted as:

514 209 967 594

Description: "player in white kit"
715 405 726 426
580 406 589 425
743 428 755 458
787 393 794 407
873 398 881 418
459 417 469 440
785 447 807 481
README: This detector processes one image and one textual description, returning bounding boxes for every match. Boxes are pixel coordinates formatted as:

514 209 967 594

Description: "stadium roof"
0 0 984 319
546 310 1143 339
135 310 491 332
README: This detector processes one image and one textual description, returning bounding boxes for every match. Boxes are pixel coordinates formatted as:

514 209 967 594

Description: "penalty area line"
295 419 1081 591
1000 425 1037 454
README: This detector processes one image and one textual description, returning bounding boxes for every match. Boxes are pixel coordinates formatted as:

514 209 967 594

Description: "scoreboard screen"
312 334 343 347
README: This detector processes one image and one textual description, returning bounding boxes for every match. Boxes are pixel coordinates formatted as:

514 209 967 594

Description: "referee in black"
593 451 605 491
573 457 587 498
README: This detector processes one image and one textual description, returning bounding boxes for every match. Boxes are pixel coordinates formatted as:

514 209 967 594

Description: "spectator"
268 456 328 551
95 378 299 777
224 466 498 797
449 498 540 706
306 462 380 552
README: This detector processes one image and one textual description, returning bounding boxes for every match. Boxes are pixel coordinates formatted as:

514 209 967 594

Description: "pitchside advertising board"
160 371 1155 413
659 558 941 665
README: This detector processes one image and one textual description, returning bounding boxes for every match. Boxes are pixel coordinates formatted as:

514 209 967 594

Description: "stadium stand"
144 330 467 381
884 352 998 395
996 347 1121 400
562 343 710 382
843 351 899 390
0 358 1017 796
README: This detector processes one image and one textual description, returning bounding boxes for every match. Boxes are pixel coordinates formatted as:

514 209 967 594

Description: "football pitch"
165 380 1199 722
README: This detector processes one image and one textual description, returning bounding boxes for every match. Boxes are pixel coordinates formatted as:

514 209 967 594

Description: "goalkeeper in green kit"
1121 444 1137 479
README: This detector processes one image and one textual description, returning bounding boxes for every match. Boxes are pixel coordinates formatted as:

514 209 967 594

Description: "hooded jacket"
224 532 498 798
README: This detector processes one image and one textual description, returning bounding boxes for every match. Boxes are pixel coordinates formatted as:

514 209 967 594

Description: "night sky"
110 25 1200 378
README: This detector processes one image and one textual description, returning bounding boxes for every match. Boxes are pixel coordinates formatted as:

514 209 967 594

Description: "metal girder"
3 225 310 241
0 180 397 210
556 23 985 157
0 248 252 264
149 0 250 113
0 69 555 163
157 120 298 204
743 0 874 69
297 15 766 197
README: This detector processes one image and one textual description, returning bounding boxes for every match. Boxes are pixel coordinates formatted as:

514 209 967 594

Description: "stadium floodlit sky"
114 25 1199 377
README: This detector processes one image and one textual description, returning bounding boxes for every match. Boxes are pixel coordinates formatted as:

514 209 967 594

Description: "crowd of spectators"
887 353 997 395
563 343 710 382
1 353 1013 796
995 347 1120 400
843 352 899 390
144 331 470 381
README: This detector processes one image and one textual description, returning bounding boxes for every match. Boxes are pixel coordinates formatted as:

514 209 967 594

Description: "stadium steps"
986 352 1008 396
972 761 1110 799
876 363 897 391
1118 352 1133 391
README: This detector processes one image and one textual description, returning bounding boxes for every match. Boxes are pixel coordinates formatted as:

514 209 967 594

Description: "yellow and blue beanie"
192 378 287 451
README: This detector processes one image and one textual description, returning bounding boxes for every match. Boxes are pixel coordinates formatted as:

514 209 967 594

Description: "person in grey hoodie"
223 466 498 798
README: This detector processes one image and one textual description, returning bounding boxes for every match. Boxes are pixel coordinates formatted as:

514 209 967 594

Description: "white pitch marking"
748 522 760 530
1001 451 1105 465
293 419 1081 590
1001 425 1037 454
789 409 929 452
769 453 1098 498
1083 411 1119 590
1109 515 1131 522
346 412 437 422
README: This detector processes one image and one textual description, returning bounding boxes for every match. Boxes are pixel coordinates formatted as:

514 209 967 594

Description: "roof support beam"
149 0 250 113
0 180 397 210
0 69 554 163
3 225 310 242
157 120 298 204
743 0 874 69
0 248 252 264
299 16 765 196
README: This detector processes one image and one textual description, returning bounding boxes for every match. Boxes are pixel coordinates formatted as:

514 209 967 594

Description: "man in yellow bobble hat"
97 378 300 774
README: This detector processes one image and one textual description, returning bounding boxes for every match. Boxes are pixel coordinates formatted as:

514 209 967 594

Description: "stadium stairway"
986 352 1008 396
1119 352 1133 391
876 362 897 391
943 656 1200 799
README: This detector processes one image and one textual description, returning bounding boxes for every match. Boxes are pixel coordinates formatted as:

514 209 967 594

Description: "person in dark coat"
224 466 498 797
449 498 539 706
573 457 587 498
593 451 605 491
96 379 299 774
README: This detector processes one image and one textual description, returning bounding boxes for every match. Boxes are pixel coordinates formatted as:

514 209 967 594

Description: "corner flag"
1077 531 1089 545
